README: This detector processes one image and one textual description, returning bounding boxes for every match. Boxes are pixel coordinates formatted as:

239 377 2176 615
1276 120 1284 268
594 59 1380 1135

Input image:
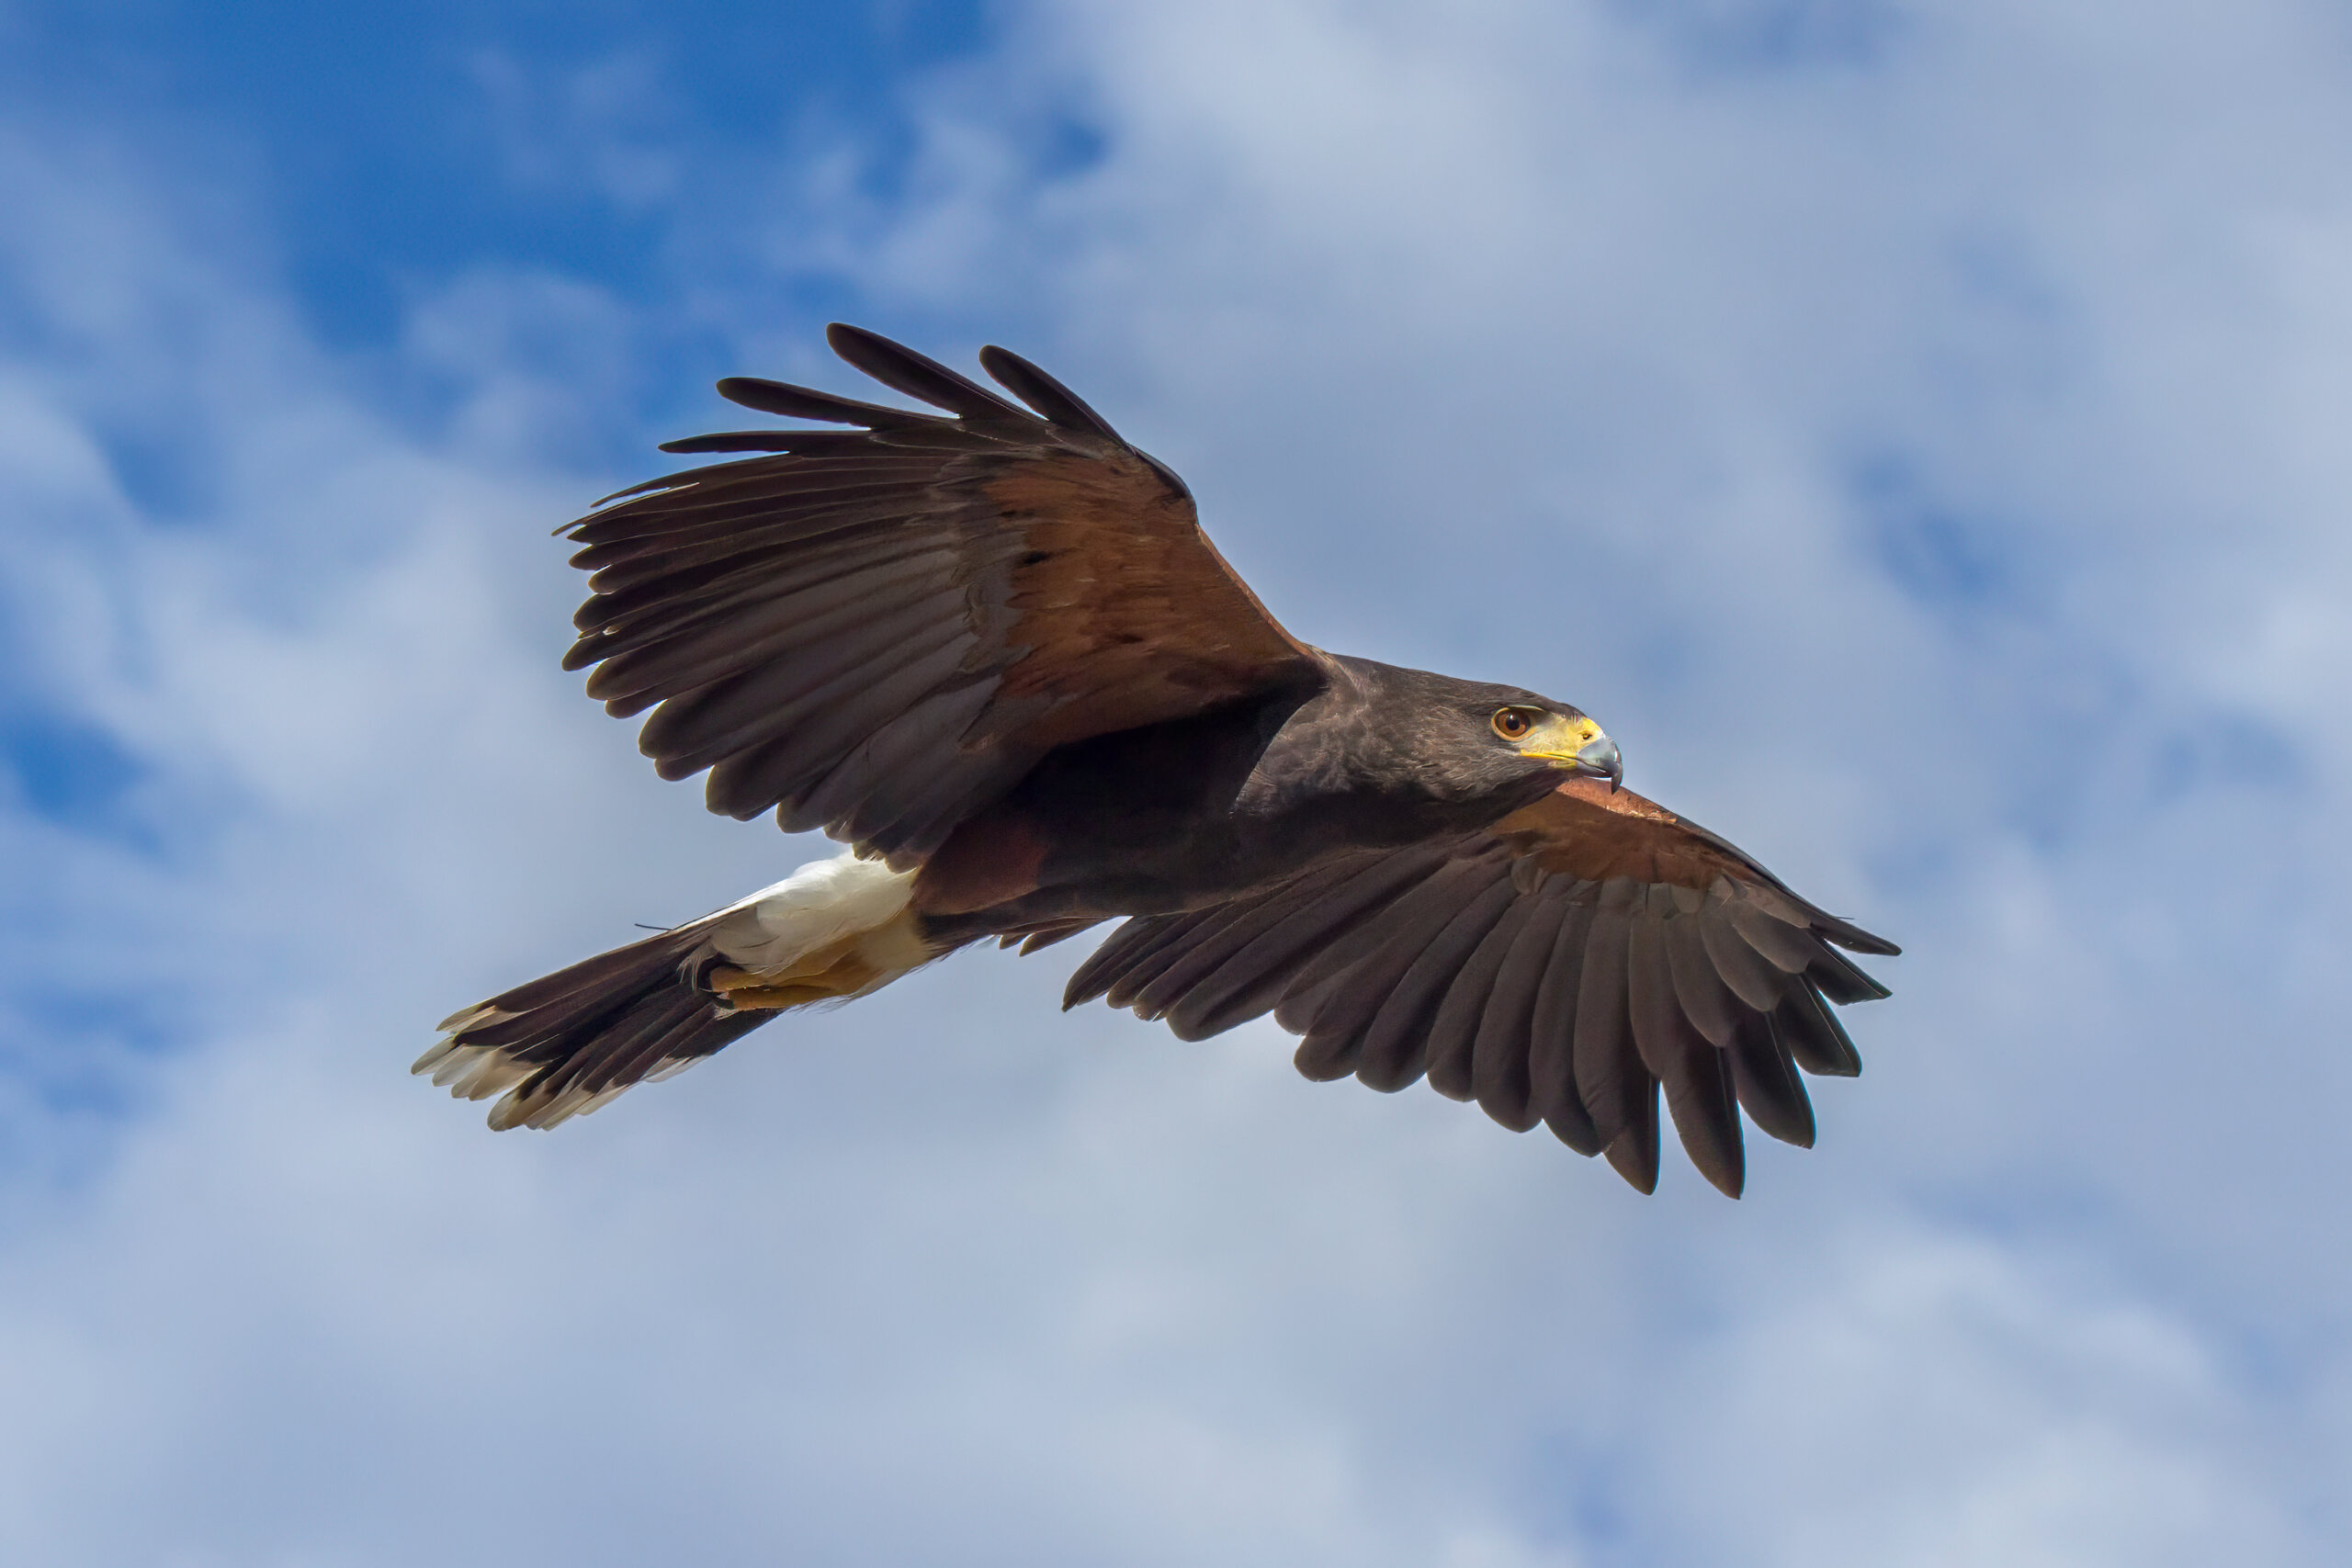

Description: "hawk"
417 326 1896 1196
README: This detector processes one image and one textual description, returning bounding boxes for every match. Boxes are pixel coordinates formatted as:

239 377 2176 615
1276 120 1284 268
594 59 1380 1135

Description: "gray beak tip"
1575 735 1623 790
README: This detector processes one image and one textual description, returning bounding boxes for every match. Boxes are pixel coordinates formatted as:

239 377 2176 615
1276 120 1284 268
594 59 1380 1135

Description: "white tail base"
707 852 925 992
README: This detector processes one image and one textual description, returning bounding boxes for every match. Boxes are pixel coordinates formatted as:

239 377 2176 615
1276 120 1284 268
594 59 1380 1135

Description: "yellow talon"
705 941 891 1012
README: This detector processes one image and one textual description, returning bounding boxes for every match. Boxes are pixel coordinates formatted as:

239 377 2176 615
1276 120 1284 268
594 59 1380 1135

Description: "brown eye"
1492 707 1536 741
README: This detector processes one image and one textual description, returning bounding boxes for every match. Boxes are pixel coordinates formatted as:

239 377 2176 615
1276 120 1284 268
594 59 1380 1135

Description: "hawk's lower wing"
1063 780 1897 1197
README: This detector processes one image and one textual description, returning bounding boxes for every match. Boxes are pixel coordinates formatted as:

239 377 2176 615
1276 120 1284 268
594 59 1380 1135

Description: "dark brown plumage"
417 325 1896 1194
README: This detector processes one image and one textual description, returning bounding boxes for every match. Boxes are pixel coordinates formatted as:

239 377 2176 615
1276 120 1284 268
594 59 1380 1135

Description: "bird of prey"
417 325 1896 1196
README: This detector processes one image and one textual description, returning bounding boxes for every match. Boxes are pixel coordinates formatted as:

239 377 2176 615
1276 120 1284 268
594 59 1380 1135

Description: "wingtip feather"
825 322 1030 423
976 344 1124 439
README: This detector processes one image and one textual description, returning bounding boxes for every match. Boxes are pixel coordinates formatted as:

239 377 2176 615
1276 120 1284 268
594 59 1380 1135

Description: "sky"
1 0 2347 1562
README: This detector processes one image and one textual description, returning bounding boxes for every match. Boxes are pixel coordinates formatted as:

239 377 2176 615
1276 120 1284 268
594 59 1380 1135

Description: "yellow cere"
1515 712 1600 763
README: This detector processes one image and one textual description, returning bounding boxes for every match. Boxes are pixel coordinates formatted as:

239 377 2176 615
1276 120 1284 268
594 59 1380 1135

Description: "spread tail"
416 852 938 1130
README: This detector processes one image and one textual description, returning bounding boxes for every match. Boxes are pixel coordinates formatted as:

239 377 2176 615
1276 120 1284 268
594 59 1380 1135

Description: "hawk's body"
918 656 1585 931
419 326 1896 1197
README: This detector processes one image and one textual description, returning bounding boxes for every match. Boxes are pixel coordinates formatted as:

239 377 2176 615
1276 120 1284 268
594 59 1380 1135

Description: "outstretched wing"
1062 779 1898 1197
562 324 1320 864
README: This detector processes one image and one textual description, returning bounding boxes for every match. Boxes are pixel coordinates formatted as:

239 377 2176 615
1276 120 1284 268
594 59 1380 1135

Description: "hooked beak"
1573 734 1623 792
1518 715 1624 792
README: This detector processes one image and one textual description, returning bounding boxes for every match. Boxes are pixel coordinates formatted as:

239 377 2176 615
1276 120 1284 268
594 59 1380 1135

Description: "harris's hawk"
417 325 1896 1196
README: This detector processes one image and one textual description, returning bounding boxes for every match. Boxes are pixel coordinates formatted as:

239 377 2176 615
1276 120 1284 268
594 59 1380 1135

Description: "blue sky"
3 1 2349 1562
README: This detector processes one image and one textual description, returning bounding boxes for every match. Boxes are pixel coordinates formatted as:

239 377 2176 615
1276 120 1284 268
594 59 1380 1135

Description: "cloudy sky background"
2 0 2347 1562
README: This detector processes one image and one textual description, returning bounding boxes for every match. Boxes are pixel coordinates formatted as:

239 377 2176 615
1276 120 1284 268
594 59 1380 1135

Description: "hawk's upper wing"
562 324 1321 864
1062 779 1898 1197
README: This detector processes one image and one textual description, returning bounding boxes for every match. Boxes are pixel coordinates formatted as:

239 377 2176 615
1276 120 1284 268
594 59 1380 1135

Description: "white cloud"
1 2 2347 1562
1648 1225 2309 1565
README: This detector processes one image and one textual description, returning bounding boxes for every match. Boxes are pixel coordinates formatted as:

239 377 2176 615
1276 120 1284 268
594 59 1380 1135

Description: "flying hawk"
416 325 1896 1196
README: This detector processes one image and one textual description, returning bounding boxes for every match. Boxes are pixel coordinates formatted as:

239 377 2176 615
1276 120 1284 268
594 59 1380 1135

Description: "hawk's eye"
1492 707 1537 741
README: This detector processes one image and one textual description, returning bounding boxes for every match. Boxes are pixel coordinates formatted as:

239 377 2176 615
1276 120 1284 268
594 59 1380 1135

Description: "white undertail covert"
704 851 927 992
